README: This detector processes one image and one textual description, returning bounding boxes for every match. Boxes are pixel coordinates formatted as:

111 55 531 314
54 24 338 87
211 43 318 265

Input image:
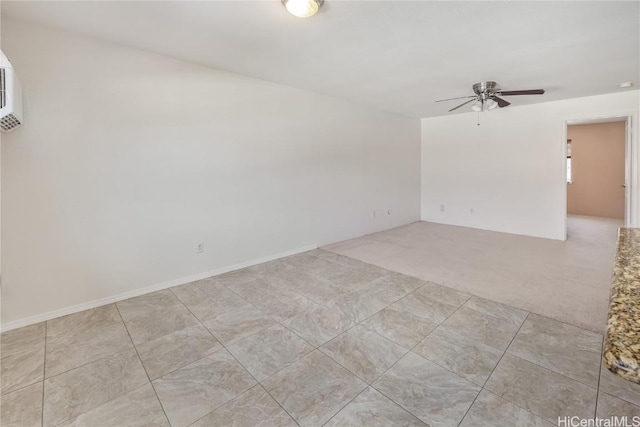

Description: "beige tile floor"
2 248 639 427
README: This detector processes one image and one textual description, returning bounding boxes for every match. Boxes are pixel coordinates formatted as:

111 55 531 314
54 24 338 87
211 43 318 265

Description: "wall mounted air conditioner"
0 50 23 132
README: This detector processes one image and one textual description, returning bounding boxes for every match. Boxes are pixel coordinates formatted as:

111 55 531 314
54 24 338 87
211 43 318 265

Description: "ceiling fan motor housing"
473 81 498 100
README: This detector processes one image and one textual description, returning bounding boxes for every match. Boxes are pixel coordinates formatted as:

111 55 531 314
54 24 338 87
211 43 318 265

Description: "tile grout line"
363 295 474 425
26 311 173 383
476 308 531 388
513 310 605 339
597 388 640 411
475 312 596 426
257 383 303 427
594 334 605 418
274 276 437 375
213 256 416 363
329 252 609 393
201 267 326 347
171 272 620 427
455 312 531 427
313 247 400 273
323 248 607 336
44 306 169 427
312 282 435 384
200 256 435 424
6 248 617 427
167 288 301 427
113 303 172 427
250 251 393 310
216 278 311 338
167 286 297 361
320 385 369 427
233 258 336 308
113 304 153 383
477 317 601 426
406 296 528 387
183 383 299 427
504 352 602 391
492 305 605 390
165 284 313 386
0 378 43 397
598 390 640 409
595 333 640 410
220 338 303 425
48 383 154 427
313 284 461 426
32 345 133 383
337 269 453 332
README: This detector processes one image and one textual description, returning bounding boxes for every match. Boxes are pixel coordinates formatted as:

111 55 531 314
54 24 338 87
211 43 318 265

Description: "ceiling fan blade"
498 89 545 96
449 98 477 112
436 95 477 103
493 96 511 108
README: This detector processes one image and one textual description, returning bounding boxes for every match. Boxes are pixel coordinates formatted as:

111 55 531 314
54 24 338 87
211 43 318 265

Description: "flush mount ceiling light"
282 0 324 18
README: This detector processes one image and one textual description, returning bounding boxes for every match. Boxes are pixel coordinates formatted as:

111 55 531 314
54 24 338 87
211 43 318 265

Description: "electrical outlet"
196 242 205 253
440 204 445 212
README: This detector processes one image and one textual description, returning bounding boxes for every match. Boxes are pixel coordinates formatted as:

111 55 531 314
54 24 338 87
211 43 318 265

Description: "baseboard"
0 243 318 333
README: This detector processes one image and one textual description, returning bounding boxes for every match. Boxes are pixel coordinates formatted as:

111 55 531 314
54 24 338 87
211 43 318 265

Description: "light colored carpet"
323 215 622 333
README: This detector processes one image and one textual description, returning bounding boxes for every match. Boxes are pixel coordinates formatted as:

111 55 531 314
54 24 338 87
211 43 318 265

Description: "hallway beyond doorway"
567 121 626 220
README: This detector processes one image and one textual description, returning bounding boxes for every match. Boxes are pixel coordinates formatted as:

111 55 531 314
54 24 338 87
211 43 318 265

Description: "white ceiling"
2 1 638 118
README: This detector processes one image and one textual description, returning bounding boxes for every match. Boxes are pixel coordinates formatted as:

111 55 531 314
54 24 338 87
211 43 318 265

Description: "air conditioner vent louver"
0 68 6 108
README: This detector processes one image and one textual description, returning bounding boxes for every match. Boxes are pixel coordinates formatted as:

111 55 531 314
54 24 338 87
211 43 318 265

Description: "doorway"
563 116 632 240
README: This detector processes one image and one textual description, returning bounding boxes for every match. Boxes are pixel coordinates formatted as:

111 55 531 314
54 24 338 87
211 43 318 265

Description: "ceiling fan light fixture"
282 0 323 18
471 101 483 112
486 99 498 110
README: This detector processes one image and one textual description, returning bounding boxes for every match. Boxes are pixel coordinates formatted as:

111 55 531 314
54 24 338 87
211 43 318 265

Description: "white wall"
0 19 421 327
421 91 640 240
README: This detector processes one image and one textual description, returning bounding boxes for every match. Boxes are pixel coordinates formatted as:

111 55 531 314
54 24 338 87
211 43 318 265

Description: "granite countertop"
604 228 640 383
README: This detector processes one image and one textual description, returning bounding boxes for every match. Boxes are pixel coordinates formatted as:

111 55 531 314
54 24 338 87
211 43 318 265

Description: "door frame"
561 114 635 240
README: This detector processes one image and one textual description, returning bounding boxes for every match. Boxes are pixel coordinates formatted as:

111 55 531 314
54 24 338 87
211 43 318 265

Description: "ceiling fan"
436 81 545 112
